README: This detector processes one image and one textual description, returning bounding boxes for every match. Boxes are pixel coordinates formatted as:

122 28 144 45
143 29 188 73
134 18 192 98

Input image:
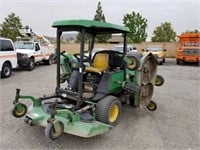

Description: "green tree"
151 22 176 42
123 11 148 43
93 1 111 43
75 32 90 43
0 12 23 41
76 1 110 43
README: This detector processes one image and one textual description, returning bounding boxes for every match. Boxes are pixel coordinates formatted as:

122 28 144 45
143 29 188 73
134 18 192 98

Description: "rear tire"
177 59 184 65
44 55 53 65
1 62 12 78
46 59 52 65
180 60 184 65
96 96 121 126
163 58 165 63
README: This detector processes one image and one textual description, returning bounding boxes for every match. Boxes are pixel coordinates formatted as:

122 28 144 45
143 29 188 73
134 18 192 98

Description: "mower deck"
25 104 111 138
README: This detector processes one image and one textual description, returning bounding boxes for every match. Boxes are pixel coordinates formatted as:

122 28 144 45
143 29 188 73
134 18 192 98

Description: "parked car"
0 37 18 78
142 45 167 65
112 44 137 53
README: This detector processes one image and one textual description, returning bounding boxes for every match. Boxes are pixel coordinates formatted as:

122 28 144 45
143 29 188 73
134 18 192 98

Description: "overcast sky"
0 0 199 39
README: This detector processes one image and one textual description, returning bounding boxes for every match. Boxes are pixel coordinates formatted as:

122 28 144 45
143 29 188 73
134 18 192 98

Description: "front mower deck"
26 104 111 138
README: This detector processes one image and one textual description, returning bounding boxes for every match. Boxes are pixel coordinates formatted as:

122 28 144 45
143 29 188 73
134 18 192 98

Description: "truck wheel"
176 59 180 65
96 96 121 126
28 58 35 71
155 75 164 86
1 62 12 78
51 54 57 64
180 60 184 65
44 55 53 65
159 61 163 65
163 58 165 63
45 59 52 65
45 121 64 140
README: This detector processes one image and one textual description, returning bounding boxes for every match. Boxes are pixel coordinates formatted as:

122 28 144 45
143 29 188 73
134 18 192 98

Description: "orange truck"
176 32 200 65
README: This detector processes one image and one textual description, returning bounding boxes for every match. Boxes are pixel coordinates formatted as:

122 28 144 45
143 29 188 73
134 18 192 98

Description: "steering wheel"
74 53 90 62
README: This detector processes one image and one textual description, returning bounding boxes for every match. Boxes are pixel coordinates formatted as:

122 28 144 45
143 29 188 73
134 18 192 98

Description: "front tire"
96 96 121 126
28 58 35 71
45 59 52 65
44 55 53 65
1 63 12 78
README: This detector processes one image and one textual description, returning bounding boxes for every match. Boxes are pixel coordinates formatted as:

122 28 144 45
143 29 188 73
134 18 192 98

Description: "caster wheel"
155 75 164 86
12 103 27 118
45 121 64 140
147 101 157 111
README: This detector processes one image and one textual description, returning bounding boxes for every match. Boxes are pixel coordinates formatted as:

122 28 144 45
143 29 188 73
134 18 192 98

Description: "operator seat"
85 53 109 75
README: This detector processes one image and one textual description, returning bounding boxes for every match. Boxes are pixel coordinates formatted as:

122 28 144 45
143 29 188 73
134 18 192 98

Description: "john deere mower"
12 19 164 140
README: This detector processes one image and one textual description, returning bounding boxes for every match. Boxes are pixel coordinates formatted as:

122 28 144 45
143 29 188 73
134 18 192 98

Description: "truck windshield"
15 42 34 50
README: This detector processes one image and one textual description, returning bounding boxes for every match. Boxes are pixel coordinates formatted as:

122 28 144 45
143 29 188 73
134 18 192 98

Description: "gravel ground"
0 59 199 150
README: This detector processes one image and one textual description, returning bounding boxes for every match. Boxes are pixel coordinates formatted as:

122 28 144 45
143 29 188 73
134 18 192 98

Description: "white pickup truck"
15 41 54 71
0 37 18 78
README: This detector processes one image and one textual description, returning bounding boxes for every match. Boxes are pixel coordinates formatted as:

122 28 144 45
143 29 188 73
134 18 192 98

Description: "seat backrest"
108 52 125 70
92 53 109 71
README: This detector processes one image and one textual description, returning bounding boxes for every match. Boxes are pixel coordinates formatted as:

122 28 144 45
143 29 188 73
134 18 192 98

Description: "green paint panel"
109 71 124 93
63 121 111 138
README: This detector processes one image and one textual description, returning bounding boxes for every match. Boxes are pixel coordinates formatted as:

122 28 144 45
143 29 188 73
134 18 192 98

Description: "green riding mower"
12 19 164 140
